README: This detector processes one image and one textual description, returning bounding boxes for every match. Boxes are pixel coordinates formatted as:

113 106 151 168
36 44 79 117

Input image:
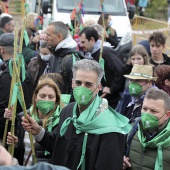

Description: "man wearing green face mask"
21 59 132 170
116 64 157 122
123 88 170 170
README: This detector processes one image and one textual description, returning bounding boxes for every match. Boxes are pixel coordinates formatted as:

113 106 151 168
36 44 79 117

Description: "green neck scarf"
31 105 61 155
60 95 131 170
138 120 170 170
31 105 61 132
107 28 111 35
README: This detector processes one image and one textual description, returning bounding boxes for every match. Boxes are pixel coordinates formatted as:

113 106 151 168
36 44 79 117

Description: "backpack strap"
126 117 141 157
61 53 80 77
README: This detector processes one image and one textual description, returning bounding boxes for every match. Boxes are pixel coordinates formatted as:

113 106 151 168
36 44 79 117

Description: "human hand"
32 35 40 43
21 115 41 135
102 87 111 94
7 132 18 145
4 107 13 120
100 93 107 98
123 156 131 169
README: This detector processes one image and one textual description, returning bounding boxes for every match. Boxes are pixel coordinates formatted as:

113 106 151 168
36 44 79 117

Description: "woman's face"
106 15 112 27
35 85 56 103
131 53 145 66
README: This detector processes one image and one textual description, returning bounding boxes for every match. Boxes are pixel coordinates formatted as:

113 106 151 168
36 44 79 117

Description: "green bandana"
107 28 111 35
138 120 170 170
60 94 71 106
60 95 131 170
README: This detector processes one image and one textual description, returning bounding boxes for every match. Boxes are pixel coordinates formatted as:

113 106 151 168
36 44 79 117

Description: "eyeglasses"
74 80 94 88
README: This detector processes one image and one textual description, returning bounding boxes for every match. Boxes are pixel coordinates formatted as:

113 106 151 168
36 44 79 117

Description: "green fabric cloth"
31 105 62 155
22 46 35 64
138 120 170 170
0 29 4 36
31 105 61 133
60 95 131 136
60 95 132 170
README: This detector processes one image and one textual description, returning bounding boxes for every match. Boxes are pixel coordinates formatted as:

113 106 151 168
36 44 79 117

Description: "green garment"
60 95 132 170
138 120 170 170
0 29 4 36
31 105 61 133
22 45 35 64
31 105 61 155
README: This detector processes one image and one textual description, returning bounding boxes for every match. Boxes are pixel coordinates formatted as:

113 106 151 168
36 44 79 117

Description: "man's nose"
81 83 86 88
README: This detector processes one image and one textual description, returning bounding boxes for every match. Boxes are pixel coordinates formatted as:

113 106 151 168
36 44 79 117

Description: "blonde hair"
31 78 61 128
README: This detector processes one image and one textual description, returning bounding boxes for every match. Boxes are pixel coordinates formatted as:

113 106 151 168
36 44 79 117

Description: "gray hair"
145 88 170 111
91 24 104 39
49 21 68 39
72 59 104 84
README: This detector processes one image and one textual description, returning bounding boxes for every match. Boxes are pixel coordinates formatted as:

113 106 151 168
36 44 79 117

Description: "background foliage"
135 0 168 20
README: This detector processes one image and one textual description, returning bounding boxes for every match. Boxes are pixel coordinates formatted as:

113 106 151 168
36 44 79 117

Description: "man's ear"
90 37 95 43
72 79 74 89
165 111 170 121
96 83 102 93
164 79 169 86
57 33 62 41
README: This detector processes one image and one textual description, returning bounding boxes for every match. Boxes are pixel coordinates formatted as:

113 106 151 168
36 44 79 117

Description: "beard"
47 43 55 53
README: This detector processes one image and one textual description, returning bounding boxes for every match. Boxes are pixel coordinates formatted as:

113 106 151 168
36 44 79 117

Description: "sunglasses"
74 80 94 88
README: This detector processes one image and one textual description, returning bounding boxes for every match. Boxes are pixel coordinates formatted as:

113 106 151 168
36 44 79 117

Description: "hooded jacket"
49 36 84 94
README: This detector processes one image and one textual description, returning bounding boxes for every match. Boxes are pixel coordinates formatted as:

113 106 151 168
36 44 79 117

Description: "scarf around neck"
31 105 61 133
138 120 170 170
60 95 132 170
84 40 101 60
55 35 77 51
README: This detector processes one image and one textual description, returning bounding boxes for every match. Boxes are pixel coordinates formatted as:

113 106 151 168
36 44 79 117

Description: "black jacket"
38 102 124 170
149 53 170 66
106 28 118 48
28 55 47 89
49 48 84 94
0 62 33 140
91 46 125 108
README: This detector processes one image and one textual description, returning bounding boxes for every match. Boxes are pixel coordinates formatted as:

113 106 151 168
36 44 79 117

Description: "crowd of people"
0 3 170 170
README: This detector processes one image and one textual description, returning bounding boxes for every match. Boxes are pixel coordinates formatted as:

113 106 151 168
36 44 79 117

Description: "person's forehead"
150 41 162 47
75 69 98 81
143 98 165 109
47 25 55 34
40 47 50 53
80 33 87 39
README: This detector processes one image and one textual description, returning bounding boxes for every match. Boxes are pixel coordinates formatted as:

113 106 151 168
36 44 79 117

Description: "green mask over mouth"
73 86 94 105
36 100 55 114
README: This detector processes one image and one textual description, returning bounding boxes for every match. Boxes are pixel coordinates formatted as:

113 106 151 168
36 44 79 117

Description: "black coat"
91 46 125 108
38 102 124 170
49 48 84 94
0 63 33 140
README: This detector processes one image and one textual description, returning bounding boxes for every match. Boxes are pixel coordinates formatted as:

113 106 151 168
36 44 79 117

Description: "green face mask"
141 112 159 130
73 86 94 105
36 100 55 115
129 82 143 97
